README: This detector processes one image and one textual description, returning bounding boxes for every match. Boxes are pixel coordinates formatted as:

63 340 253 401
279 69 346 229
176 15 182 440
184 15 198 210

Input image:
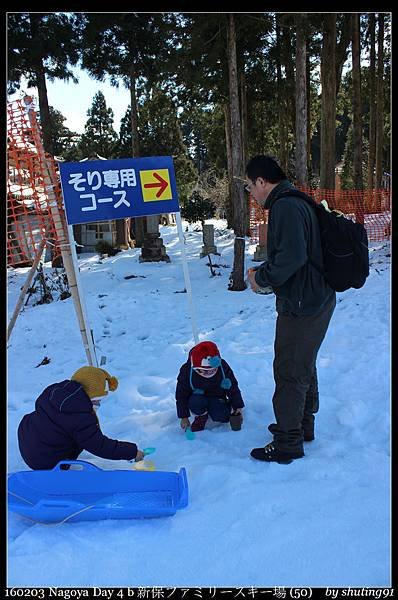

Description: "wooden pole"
67 224 98 366
23 95 97 365
7 237 47 341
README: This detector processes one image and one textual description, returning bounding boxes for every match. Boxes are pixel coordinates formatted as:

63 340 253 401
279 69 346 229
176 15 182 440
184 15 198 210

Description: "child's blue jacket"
176 359 244 419
18 380 137 470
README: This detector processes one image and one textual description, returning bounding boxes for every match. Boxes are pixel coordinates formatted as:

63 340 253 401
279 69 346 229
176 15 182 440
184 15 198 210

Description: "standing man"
245 155 336 464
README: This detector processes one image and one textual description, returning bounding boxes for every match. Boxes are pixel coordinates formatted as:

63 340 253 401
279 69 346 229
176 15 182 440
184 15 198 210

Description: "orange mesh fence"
7 98 67 267
249 186 391 244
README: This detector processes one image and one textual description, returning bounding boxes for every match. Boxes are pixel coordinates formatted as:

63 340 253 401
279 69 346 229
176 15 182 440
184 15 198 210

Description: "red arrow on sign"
143 172 169 198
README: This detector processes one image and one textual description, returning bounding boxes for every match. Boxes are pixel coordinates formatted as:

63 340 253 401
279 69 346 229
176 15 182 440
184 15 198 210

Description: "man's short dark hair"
246 155 287 183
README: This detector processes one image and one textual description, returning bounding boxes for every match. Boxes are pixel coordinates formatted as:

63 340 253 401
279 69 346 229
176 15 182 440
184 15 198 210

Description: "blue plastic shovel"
185 427 195 440
143 447 156 456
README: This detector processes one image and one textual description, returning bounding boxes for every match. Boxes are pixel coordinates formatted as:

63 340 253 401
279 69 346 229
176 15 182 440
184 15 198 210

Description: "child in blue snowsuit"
18 366 145 470
176 341 244 432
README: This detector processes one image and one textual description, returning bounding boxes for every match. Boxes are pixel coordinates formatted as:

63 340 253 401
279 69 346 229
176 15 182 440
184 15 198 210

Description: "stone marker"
200 223 219 258
139 215 170 262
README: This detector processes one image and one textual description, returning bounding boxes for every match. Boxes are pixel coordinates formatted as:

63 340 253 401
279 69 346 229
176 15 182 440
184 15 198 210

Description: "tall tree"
224 103 235 229
80 13 173 248
7 12 81 154
351 13 363 192
275 14 289 173
295 14 308 186
133 86 197 205
320 14 337 189
367 13 377 189
280 15 296 142
171 13 273 224
375 13 385 188
335 14 352 96
77 91 118 159
227 14 246 292
48 106 78 158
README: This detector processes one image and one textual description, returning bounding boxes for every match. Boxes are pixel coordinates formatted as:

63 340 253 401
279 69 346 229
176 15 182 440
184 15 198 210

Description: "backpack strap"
273 189 324 275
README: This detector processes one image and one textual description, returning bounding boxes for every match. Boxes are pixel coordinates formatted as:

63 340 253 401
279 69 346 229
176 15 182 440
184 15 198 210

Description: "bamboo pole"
23 96 97 366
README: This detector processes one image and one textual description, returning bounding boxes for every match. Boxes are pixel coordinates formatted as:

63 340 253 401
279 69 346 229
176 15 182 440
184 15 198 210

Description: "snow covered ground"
7 220 391 588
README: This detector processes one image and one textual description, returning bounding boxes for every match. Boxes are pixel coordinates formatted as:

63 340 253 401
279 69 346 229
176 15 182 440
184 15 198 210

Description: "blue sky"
8 67 131 134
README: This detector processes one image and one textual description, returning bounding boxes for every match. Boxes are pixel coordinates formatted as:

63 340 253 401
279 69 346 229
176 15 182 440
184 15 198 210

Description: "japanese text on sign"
59 156 180 225
68 169 137 212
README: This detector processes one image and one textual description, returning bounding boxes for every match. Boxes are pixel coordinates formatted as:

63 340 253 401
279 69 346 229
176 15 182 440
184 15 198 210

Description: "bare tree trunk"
320 14 337 190
320 14 336 190
295 14 308 186
276 15 288 173
130 74 139 158
336 14 352 96
224 103 234 229
367 13 376 190
240 71 248 172
352 13 363 191
306 51 312 178
240 70 250 235
35 66 54 156
281 18 296 141
375 13 385 188
227 14 246 291
130 72 145 248
29 14 53 156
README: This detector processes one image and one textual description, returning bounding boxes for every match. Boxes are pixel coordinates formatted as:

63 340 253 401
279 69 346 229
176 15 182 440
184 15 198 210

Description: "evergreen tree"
47 106 78 158
77 91 118 159
181 190 215 225
80 13 176 247
7 12 81 154
135 86 197 206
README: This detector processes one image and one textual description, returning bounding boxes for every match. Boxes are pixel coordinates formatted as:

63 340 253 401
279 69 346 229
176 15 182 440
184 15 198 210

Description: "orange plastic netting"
249 186 391 243
7 99 67 267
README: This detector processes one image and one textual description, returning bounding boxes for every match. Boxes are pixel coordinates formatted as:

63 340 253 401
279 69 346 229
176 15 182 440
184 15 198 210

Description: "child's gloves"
128 449 145 463
180 417 191 430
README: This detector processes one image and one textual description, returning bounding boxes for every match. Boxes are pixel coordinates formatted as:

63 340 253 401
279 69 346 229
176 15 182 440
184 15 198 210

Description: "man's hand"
180 417 191 430
246 268 262 293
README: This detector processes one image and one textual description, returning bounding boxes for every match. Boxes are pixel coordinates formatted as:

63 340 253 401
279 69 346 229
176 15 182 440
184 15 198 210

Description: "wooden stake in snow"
23 95 98 366
7 237 47 342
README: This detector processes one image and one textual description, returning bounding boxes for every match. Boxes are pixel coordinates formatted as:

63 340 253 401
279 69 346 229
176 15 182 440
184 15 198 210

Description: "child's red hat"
190 341 220 368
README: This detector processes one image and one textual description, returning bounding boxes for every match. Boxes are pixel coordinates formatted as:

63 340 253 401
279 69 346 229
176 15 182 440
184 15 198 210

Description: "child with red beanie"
176 341 244 432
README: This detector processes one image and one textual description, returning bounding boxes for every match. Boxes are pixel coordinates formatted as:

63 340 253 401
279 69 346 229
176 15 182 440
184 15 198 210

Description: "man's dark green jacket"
254 179 335 316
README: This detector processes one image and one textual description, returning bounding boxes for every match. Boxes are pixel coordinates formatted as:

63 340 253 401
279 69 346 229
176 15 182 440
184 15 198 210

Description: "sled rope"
8 490 95 526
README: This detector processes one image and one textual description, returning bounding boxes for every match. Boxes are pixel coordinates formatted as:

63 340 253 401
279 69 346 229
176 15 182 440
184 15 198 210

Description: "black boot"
229 411 242 431
250 442 304 464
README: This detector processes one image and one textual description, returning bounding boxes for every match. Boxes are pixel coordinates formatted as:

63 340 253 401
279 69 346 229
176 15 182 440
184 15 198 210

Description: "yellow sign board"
139 169 172 202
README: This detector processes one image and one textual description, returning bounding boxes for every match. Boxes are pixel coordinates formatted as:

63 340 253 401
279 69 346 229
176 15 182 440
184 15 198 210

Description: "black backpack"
276 190 369 293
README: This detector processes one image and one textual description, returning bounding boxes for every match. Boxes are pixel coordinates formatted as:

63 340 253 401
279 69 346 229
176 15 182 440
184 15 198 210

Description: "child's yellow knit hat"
71 366 118 399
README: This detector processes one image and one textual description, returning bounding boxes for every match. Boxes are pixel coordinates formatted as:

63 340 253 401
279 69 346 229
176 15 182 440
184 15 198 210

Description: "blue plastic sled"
8 460 189 524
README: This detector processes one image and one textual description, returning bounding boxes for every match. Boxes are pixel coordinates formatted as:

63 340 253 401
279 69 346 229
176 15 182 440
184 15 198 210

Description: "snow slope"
7 221 391 587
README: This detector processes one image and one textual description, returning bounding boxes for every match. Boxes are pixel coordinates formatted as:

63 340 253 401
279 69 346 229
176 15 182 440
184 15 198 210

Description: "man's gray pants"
271 294 336 454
